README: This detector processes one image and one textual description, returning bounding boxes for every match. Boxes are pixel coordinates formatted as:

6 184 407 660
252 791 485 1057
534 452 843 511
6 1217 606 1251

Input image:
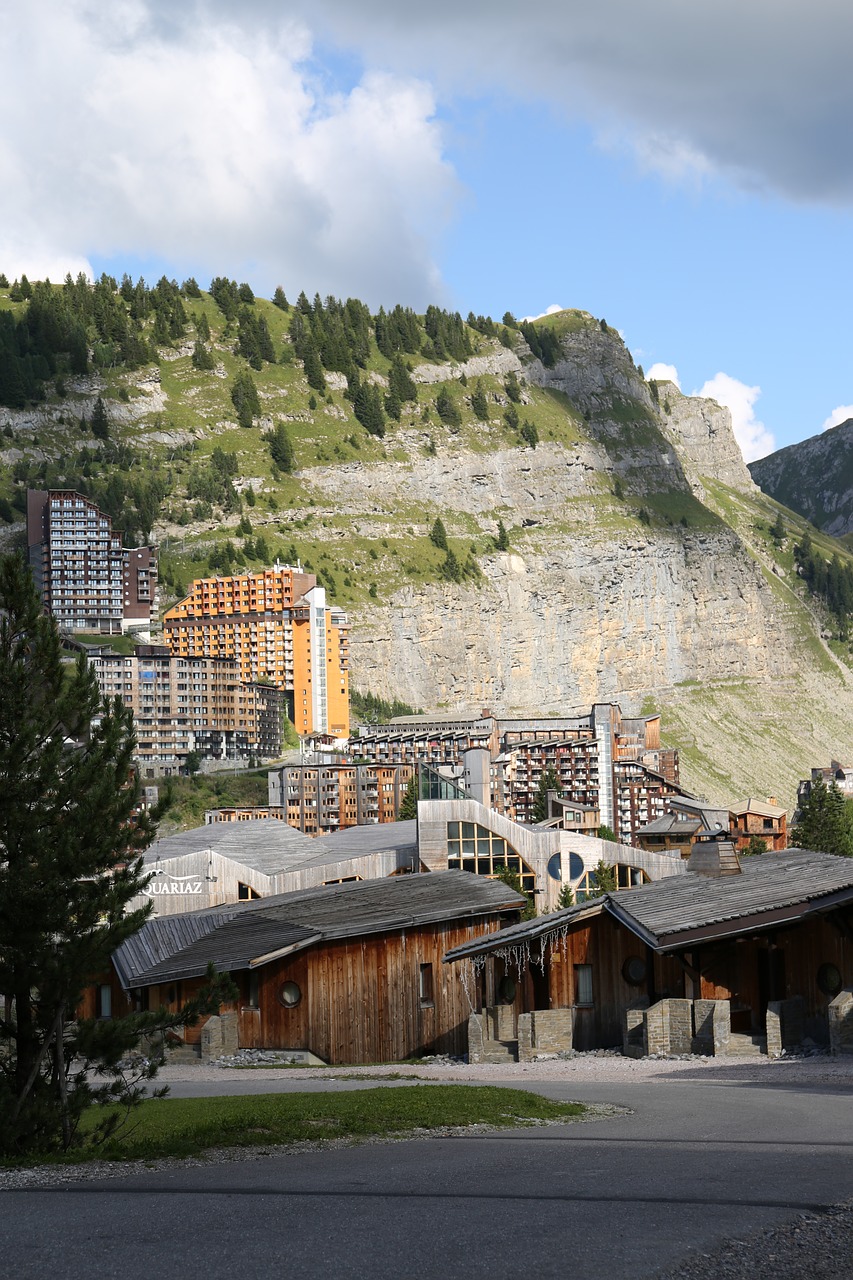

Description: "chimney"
688 832 742 877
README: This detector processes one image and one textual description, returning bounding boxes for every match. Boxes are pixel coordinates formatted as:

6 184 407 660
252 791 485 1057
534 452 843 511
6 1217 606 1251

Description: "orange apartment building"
162 565 349 739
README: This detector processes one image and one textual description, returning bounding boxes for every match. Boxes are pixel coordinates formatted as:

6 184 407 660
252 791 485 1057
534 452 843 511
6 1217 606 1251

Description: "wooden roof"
444 849 853 961
115 871 524 988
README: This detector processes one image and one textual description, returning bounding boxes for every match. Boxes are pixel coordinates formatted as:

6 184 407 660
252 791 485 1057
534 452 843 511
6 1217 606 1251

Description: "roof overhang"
249 934 323 968
443 901 606 963
614 883 853 952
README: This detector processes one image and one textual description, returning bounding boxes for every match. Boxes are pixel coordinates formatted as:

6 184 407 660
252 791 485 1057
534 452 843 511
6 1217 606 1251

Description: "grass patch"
71 632 140 655
18 1086 587 1165
155 769 272 831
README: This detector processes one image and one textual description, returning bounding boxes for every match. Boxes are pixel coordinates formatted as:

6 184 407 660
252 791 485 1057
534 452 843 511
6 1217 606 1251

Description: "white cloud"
647 363 681 388
298 0 853 204
520 304 564 322
822 404 853 432
693 372 775 463
0 3 458 306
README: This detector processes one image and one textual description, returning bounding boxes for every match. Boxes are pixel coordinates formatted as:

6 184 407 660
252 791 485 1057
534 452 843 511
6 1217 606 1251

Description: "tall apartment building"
88 643 285 776
163 566 349 739
27 489 157 634
355 704 685 844
266 763 414 834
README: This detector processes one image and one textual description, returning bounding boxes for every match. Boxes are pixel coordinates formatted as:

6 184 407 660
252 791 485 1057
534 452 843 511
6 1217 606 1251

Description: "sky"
3 1 853 460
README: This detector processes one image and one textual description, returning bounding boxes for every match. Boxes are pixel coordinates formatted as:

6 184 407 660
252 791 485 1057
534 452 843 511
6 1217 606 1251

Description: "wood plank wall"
235 916 503 1063
545 919 683 1049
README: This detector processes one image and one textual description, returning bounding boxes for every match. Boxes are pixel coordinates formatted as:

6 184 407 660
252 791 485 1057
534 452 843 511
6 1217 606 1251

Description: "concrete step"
480 1039 518 1065
167 1044 202 1064
726 1033 767 1058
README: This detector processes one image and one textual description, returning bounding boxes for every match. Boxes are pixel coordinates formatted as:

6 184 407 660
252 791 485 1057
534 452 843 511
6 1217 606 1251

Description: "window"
817 963 842 997
446 821 536 894
246 972 260 1009
277 980 302 1008
97 984 112 1019
419 963 434 1006
574 964 593 1005
238 882 260 900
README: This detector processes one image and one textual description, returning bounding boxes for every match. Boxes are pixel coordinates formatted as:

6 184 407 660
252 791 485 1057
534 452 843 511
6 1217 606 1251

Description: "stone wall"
766 997 805 1057
626 997 732 1057
693 999 731 1056
468 1011 485 1064
200 1012 238 1062
829 990 853 1055
642 998 694 1056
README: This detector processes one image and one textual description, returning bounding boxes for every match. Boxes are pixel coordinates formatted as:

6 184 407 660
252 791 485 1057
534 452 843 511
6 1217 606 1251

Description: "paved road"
4 1078 853 1279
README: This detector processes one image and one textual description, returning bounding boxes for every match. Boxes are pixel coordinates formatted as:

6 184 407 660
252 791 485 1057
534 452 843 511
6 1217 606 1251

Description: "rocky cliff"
3 286 852 808
749 419 853 536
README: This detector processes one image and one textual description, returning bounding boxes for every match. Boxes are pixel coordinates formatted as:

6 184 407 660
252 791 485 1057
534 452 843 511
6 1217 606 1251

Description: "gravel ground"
657 1202 853 1279
154 1049 853 1087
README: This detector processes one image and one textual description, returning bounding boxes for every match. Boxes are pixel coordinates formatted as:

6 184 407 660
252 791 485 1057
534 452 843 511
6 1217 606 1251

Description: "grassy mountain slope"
2 278 853 809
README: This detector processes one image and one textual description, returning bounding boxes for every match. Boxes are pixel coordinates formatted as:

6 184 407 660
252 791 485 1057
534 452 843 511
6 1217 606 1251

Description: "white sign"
144 873 204 897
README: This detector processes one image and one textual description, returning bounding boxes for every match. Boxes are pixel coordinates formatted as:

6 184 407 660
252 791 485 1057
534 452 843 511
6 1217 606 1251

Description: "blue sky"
4 1 852 459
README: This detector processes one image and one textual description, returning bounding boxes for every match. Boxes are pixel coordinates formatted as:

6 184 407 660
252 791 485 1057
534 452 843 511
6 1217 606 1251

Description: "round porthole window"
277 980 302 1008
817 963 842 997
622 956 647 986
568 852 584 881
497 976 517 1005
547 853 562 881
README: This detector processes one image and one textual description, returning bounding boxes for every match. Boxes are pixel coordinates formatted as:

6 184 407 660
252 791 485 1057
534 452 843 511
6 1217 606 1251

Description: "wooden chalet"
444 844 853 1061
111 871 524 1064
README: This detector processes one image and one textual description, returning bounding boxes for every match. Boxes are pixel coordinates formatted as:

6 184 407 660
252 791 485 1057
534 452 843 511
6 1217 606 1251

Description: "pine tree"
532 766 559 823
398 774 418 821
430 517 448 551
266 423 295 472
272 286 289 311
388 353 417 404
191 340 215 371
301 340 326 392
492 865 536 920
592 860 617 893
470 379 489 421
230 369 261 427
0 555 235 1156
91 395 110 440
791 778 853 856
504 371 522 403
435 386 461 427
557 883 575 910
520 419 539 449
495 520 509 551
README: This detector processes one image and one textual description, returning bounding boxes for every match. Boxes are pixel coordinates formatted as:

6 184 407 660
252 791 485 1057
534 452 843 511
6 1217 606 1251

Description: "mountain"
749 420 853 537
2 278 853 809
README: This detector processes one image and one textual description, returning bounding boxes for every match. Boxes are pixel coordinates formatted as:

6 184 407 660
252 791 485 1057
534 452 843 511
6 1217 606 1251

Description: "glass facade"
446 820 536 894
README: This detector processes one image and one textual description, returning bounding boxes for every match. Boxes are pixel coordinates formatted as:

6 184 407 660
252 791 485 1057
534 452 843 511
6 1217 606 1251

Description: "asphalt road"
4 1078 853 1280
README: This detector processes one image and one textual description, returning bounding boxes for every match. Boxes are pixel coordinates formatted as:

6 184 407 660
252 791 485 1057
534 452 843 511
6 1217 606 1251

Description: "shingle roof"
143 820 316 874
303 821 418 868
730 798 787 819
637 814 700 836
115 870 524 988
444 849 853 961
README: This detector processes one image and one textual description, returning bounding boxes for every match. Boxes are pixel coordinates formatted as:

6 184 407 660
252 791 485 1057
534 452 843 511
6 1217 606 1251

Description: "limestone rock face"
348 528 782 715
524 323 653 418
658 383 755 496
